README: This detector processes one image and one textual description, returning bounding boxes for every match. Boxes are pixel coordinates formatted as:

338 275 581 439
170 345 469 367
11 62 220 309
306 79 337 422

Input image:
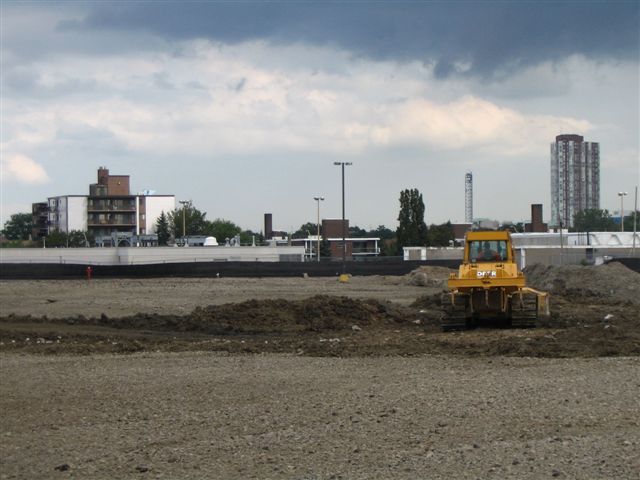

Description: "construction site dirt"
1 262 638 358
1 262 639 478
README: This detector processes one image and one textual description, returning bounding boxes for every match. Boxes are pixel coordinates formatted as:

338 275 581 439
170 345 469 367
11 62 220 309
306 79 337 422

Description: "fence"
0 245 305 266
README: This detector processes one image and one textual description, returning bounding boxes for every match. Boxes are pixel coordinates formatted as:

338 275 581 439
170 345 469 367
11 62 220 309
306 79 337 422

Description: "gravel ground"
1 267 639 479
1 352 639 480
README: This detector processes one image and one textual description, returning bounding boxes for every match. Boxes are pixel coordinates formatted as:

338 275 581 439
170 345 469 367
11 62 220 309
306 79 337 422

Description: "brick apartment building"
32 167 175 244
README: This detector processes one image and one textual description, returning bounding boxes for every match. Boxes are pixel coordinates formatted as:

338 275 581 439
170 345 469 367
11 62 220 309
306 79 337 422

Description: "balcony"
88 212 136 227
88 204 136 212
88 219 136 226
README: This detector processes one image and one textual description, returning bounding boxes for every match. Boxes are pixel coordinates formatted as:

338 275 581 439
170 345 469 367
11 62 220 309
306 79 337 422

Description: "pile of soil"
404 266 452 287
524 262 640 304
1 296 416 335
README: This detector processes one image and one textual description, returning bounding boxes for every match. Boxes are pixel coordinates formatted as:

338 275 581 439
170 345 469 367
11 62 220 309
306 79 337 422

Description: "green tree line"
572 208 638 232
158 201 261 246
9 198 633 251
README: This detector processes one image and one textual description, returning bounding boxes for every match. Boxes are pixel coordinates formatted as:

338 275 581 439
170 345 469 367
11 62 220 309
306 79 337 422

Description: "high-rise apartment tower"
550 134 600 228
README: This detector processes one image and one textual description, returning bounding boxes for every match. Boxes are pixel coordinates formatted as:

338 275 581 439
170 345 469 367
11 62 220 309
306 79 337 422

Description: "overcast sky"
1 1 638 232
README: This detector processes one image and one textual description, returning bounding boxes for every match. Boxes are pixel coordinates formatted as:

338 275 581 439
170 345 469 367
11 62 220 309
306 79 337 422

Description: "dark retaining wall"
609 258 640 273
3 257 637 280
0 259 460 280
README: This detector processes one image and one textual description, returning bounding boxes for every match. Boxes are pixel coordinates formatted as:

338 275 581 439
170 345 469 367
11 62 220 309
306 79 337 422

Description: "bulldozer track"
441 293 470 331
511 294 538 328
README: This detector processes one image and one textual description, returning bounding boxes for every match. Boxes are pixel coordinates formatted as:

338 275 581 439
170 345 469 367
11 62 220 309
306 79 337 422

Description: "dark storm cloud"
61 1 639 78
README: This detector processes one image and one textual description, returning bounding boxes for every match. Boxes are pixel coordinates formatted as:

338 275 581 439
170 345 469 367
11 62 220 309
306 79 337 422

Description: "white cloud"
2 154 50 184
1 40 597 161
340 95 593 157
0 36 636 227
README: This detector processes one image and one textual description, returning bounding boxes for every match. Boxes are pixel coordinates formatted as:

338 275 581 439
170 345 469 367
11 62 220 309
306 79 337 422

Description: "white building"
48 196 87 233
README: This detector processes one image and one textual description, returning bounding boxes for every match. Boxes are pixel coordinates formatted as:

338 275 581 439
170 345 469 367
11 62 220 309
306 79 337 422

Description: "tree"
623 211 639 232
45 230 68 248
396 188 428 251
67 230 93 247
292 222 317 239
240 230 262 245
427 222 454 247
2 213 33 240
369 225 395 240
204 219 242 242
155 211 171 246
320 238 331 257
572 209 617 232
167 201 208 237
349 225 368 238
379 239 397 257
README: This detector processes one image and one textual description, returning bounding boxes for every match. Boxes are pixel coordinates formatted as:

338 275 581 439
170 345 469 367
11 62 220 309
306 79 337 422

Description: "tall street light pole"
179 200 189 246
333 162 352 274
618 192 628 232
313 196 324 262
633 186 638 255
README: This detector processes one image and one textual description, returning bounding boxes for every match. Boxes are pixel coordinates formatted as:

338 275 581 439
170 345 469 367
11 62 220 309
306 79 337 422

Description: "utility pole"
333 162 352 275
313 196 324 262
633 186 638 255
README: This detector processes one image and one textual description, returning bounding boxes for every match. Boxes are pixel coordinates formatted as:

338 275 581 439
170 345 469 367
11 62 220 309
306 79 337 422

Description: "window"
469 240 508 262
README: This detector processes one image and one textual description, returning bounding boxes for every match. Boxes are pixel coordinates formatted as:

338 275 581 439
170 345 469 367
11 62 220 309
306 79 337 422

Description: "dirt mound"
524 262 640 304
3 296 416 335
2 290 639 358
189 295 411 333
404 266 453 287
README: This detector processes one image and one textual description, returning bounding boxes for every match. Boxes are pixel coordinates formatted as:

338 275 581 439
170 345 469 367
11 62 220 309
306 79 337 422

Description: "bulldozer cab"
464 231 513 264
469 239 509 262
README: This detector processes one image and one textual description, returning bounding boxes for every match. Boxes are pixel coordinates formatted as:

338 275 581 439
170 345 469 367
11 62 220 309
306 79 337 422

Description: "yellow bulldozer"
442 230 549 330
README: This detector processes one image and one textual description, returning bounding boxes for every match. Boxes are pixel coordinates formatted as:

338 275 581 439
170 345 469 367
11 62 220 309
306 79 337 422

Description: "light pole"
333 162 352 274
179 200 189 246
618 192 628 232
313 196 324 262
633 186 638 254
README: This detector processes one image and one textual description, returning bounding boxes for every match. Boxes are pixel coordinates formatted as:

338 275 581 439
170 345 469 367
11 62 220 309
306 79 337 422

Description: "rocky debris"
54 463 70 471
